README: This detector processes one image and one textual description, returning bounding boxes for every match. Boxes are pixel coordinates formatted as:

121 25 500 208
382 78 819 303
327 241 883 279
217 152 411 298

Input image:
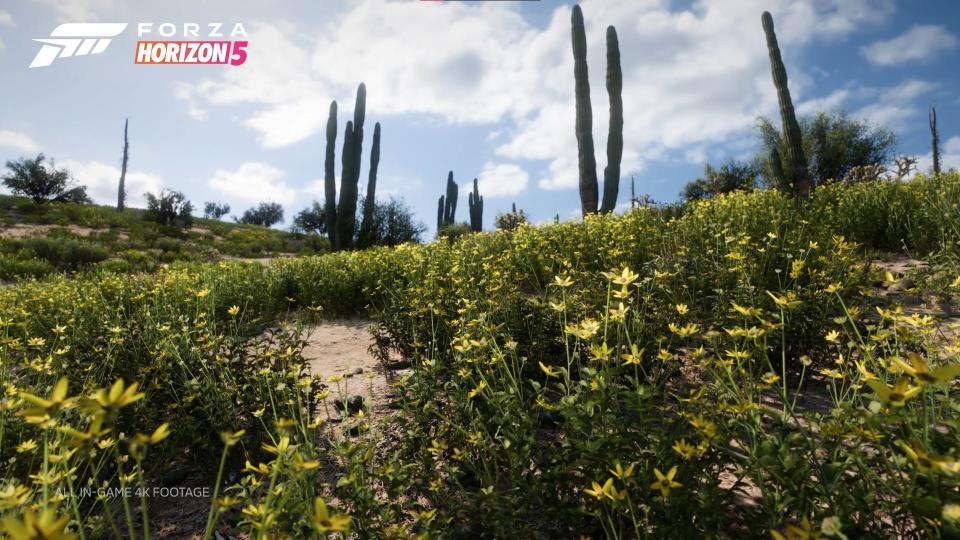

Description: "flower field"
2 173 960 538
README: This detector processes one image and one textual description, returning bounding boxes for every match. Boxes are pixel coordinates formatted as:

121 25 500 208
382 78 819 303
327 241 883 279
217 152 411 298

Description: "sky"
0 0 958 233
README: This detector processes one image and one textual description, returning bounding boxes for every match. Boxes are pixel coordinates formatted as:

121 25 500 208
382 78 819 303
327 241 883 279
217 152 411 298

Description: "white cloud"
61 159 163 208
0 130 40 152
797 89 850 115
861 25 958 66
32 0 122 22
474 162 529 197
855 79 935 129
0 8 12 25
175 0 894 193
207 162 297 204
915 136 960 174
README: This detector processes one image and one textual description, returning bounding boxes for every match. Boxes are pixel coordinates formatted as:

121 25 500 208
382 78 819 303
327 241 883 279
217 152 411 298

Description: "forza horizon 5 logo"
29 22 248 68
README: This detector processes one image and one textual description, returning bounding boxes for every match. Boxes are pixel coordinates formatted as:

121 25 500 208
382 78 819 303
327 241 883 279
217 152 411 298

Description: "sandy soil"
301 319 400 422
0 223 129 240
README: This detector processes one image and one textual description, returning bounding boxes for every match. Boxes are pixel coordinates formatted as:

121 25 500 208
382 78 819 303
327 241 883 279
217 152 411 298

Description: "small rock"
337 395 365 415
385 360 411 370
344 367 364 377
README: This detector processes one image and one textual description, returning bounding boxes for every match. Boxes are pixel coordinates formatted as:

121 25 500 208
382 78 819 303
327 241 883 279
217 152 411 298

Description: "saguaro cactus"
443 172 458 226
468 177 483 232
335 121 355 250
117 118 129 212
437 196 445 232
930 106 941 175
571 5 599 215
358 122 381 248
762 11 810 197
324 101 338 245
600 26 623 214
334 84 367 250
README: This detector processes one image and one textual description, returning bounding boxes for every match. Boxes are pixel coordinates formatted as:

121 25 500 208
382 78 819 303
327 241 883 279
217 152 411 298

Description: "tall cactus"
358 122 381 247
443 171 458 226
335 121 355 250
437 196 445 232
324 101 338 246
600 26 622 214
117 118 128 212
768 146 787 192
762 11 810 197
335 84 367 250
468 177 483 232
571 5 599 215
930 106 941 175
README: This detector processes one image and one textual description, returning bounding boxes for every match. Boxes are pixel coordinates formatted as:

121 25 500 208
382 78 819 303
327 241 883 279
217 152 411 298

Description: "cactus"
443 171 458 226
334 84 367 250
468 178 483 232
324 101 338 246
600 26 622 214
117 118 128 212
762 11 810 197
358 122 381 247
437 195 445 232
768 146 786 192
930 106 940 175
571 5 599 215
335 121 355 250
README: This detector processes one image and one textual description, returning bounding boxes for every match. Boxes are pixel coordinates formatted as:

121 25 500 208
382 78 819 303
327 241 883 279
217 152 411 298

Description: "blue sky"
0 0 958 233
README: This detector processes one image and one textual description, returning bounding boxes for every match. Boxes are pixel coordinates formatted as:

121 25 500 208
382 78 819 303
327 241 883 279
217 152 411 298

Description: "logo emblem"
30 23 128 68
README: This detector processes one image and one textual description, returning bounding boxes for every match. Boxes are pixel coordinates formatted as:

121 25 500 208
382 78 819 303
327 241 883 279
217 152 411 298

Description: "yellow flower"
553 275 575 288
221 430 246 447
620 344 644 366
583 478 622 501
824 330 840 343
18 377 71 424
866 377 921 407
262 436 291 455
672 439 696 460
650 466 682 497
468 380 487 399
1 508 74 540
605 267 639 287
675 304 689 315
538 362 560 378
766 291 801 309
227 305 240 316
82 379 144 414
730 302 762 318
196 288 211 298
891 353 960 385
944 504 960 522
134 423 171 445
609 461 635 480
16 439 38 454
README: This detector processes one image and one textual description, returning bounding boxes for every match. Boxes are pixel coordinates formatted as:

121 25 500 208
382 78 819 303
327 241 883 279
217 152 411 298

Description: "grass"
0 195 328 280
1 174 959 538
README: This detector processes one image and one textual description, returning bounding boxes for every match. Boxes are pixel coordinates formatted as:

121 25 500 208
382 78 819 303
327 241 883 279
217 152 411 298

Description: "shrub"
203 201 231 220
2 154 91 204
239 202 284 227
145 189 194 228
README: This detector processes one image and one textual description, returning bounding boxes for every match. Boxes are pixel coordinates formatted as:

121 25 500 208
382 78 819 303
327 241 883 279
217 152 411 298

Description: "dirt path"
301 319 401 423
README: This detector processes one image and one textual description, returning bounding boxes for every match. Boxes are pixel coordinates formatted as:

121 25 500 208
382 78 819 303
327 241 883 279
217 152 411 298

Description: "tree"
145 189 193 228
495 203 528 232
757 111 896 188
680 159 759 201
363 197 425 246
293 202 326 234
203 202 231 220
118 118 129 211
239 202 284 228
2 154 91 204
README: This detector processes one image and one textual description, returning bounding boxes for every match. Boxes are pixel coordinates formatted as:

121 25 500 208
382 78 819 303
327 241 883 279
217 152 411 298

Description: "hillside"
0 194 326 280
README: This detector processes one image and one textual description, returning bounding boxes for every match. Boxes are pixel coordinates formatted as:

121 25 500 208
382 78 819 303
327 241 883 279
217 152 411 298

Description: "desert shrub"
437 222 472 241
1 154 91 204
144 189 194 228
0 254 54 280
239 202 284 227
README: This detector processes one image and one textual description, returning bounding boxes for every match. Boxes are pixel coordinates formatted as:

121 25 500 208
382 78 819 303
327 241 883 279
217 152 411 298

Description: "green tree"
203 201 230 220
758 111 896 188
681 159 759 201
239 202 284 228
2 154 91 204
145 189 193 228
293 202 326 234
363 197 425 246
